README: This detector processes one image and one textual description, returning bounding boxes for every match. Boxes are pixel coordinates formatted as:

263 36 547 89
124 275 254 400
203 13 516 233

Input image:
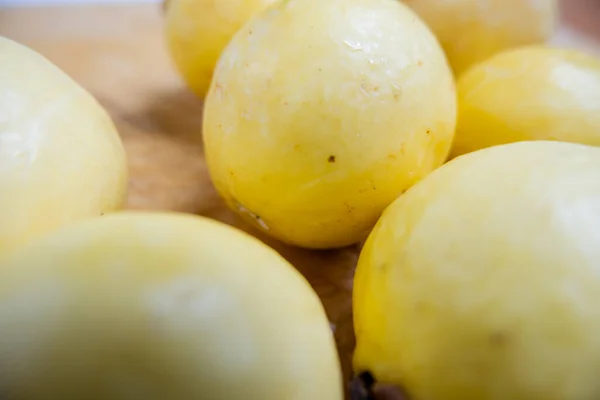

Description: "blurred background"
1 0 158 5
561 0 600 40
1 0 599 40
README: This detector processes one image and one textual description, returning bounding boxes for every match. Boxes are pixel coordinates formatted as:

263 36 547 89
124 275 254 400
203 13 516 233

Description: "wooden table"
1 2 599 397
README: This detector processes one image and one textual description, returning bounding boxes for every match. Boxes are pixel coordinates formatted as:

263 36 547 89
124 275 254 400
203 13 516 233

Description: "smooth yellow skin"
204 0 456 249
354 141 600 400
0 37 127 258
165 0 277 98
403 0 558 75
0 212 343 400
452 46 600 157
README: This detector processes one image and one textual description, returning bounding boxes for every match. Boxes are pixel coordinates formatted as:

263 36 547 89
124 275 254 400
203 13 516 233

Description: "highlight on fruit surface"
203 0 457 249
451 45 600 157
0 212 344 400
353 140 600 400
0 36 127 258
164 0 277 97
402 0 558 75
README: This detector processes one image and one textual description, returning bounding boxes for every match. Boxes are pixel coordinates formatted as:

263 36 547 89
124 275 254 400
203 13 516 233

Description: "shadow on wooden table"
119 88 206 145
100 88 207 213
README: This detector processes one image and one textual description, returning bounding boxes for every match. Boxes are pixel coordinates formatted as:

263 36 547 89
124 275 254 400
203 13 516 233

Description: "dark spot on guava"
351 372 410 400
351 371 376 400
328 155 336 163
489 331 509 347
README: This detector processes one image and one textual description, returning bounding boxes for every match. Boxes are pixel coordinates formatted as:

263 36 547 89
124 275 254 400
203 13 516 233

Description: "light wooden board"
1 2 599 397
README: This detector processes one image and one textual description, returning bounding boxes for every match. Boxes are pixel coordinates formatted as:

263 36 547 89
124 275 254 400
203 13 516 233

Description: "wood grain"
0 2 599 398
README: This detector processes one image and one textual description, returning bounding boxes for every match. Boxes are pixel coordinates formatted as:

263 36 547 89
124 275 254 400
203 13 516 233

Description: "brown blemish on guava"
344 202 354 213
328 155 336 163
377 263 389 271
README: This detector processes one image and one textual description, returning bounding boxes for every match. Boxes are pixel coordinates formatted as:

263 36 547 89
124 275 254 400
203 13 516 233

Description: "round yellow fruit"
403 0 558 75
0 37 127 257
203 0 457 249
354 141 600 400
452 46 600 157
0 212 343 400
164 0 277 97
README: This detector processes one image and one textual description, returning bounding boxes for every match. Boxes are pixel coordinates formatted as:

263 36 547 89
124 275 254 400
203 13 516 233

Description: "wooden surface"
1 2 599 396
